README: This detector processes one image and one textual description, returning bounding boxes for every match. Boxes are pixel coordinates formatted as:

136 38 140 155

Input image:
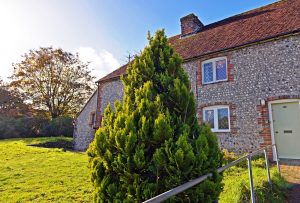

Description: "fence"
143 144 280 203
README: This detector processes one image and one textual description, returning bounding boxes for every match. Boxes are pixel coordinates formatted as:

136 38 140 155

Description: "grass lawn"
219 158 289 203
0 137 93 203
0 137 289 203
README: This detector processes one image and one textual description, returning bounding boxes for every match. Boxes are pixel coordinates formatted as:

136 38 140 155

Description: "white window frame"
203 105 230 132
202 57 228 84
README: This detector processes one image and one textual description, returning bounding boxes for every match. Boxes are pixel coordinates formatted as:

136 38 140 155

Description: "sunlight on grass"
219 158 289 203
0 137 93 203
0 138 290 202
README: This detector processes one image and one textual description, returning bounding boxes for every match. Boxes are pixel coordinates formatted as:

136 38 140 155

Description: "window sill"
202 79 228 85
211 129 231 133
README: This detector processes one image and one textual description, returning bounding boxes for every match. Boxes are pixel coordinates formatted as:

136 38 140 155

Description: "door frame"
268 99 300 160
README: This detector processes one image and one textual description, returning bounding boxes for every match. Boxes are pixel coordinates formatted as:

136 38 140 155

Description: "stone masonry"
73 90 98 151
196 35 300 154
100 79 124 114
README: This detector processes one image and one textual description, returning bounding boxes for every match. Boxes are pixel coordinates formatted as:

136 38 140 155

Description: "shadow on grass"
28 139 73 151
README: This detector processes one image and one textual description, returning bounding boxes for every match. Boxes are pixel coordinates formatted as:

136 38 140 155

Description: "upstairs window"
203 106 230 132
202 57 227 84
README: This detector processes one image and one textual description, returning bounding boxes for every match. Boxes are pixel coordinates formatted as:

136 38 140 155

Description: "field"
0 137 288 203
0 137 93 203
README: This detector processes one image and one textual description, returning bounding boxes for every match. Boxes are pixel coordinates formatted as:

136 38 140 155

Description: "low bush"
0 116 49 139
0 116 73 139
41 116 73 137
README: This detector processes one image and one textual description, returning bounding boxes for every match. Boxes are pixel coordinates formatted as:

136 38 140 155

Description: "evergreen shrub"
88 30 223 202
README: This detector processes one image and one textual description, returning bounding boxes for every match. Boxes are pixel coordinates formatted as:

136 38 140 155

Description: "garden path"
280 160 300 203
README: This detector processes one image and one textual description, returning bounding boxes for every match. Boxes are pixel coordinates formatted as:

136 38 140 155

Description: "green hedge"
41 117 73 137
0 116 73 139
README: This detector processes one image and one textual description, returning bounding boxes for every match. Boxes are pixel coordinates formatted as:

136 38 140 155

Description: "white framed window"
203 106 230 132
202 57 227 84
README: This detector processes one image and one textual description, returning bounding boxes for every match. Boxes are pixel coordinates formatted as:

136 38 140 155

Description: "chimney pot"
180 13 204 37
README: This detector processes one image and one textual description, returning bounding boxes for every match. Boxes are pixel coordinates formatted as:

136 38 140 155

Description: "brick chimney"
180 13 204 37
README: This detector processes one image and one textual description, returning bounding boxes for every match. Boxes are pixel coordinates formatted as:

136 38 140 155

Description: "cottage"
73 90 98 151
74 0 300 160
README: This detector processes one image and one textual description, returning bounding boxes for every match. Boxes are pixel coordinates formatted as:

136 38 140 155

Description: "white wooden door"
272 102 300 159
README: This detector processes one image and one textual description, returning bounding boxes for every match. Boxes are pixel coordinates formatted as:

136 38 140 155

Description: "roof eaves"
183 29 300 62
98 74 126 84
96 64 128 83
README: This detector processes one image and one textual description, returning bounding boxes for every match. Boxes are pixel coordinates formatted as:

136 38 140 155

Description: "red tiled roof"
98 0 300 83
169 0 300 60
97 64 128 82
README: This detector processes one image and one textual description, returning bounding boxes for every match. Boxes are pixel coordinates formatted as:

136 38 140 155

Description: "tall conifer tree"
88 30 223 202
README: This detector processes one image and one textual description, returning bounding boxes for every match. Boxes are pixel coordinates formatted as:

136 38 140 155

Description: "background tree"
88 30 223 202
10 47 95 118
0 77 30 118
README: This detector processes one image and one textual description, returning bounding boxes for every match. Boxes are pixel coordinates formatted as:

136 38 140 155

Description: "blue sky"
0 0 277 81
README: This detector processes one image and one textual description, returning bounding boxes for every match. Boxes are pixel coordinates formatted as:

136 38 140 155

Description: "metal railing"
143 144 280 203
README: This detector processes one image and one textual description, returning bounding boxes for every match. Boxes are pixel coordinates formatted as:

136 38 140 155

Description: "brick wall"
180 14 203 37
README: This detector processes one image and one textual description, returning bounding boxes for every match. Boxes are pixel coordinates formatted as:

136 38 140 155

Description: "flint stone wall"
196 35 300 153
73 90 97 151
74 34 300 153
100 79 124 113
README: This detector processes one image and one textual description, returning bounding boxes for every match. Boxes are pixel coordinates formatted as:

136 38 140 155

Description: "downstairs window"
203 106 230 132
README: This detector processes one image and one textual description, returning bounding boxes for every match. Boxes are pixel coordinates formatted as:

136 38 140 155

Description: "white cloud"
75 47 120 81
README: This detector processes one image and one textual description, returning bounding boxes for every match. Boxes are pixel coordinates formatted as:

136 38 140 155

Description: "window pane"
203 62 213 83
218 108 229 129
216 59 227 80
204 110 214 128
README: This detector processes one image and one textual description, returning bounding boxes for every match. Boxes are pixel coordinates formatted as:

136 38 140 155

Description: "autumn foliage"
10 47 95 118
